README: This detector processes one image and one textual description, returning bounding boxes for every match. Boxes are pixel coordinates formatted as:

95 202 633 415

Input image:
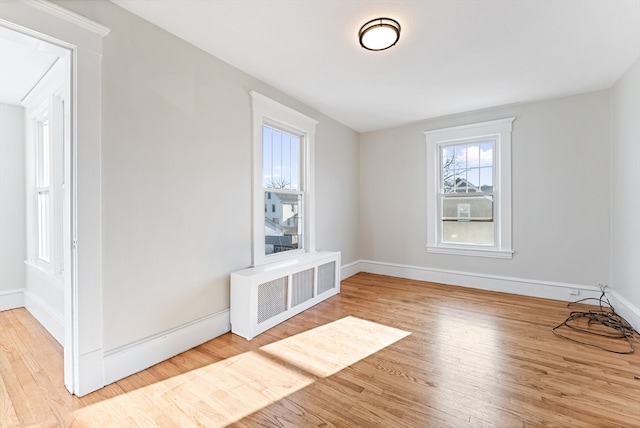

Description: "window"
35 116 52 262
440 140 494 246
425 118 514 258
26 91 65 274
251 91 318 266
263 125 302 256
23 58 66 276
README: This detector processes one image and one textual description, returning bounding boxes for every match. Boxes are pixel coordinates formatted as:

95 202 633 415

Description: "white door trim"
0 1 109 396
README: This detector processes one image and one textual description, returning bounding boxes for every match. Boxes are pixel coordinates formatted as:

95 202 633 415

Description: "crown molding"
21 0 110 37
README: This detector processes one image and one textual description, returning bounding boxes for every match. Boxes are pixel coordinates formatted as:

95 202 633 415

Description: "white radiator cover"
230 251 341 340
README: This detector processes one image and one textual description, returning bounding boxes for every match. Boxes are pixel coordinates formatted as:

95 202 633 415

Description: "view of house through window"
440 140 494 246
263 125 303 255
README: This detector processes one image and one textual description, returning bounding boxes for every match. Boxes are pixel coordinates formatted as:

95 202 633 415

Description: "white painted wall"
360 91 611 291
24 265 64 343
56 1 360 353
0 103 26 294
611 58 640 315
316 121 360 263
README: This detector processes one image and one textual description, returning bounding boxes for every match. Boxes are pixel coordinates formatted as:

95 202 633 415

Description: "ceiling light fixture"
359 17 401 51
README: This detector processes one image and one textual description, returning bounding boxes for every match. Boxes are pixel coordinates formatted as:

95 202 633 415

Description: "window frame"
425 117 515 259
23 59 66 276
251 91 318 266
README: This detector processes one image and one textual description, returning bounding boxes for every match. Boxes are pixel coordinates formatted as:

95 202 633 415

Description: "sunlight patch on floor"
431 314 502 423
260 315 411 377
69 316 410 427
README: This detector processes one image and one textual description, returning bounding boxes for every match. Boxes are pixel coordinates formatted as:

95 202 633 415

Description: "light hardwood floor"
2 273 639 427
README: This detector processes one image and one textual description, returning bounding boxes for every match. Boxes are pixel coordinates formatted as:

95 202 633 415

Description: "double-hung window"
425 118 514 259
34 113 52 263
251 91 318 266
27 93 64 274
24 58 66 276
262 125 302 256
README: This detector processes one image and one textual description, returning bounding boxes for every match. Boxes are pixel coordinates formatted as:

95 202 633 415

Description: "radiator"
230 251 341 340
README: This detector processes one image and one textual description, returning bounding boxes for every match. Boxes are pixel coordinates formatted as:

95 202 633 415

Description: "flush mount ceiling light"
359 17 401 51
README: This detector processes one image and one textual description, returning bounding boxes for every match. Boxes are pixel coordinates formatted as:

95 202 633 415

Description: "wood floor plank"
0 373 20 428
1 273 639 427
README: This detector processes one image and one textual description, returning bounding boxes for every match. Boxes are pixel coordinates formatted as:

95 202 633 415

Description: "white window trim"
425 117 515 259
251 91 318 266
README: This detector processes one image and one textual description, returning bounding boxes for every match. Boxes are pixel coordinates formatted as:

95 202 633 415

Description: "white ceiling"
5 1 637 131
111 0 640 132
0 26 62 106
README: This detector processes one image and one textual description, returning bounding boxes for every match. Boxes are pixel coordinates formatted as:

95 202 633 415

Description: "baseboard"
75 348 106 397
357 259 602 301
341 260 361 281
347 260 639 330
607 290 640 332
0 288 25 311
102 309 231 386
24 288 64 345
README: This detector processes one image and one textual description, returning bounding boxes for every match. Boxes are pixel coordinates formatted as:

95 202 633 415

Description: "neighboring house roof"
266 191 299 204
265 217 284 235
453 178 493 193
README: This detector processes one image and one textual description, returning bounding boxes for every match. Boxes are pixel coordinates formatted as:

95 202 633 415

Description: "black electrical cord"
552 286 639 354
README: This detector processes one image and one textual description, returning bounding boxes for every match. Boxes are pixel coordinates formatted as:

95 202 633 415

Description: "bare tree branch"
265 177 290 189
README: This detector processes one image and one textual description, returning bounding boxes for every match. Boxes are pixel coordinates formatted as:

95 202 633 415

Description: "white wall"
316 122 360 264
56 0 360 353
360 91 611 291
0 103 26 295
611 58 640 316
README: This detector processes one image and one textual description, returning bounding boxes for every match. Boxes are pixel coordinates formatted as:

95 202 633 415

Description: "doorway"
1 1 107 396
0 24 74 392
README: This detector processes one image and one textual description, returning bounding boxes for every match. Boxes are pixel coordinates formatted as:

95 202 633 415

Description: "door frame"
0 2 109 396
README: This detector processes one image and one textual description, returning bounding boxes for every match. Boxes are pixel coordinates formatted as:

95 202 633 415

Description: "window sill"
245 250 339 274
255 248 307 268
426 245 513 259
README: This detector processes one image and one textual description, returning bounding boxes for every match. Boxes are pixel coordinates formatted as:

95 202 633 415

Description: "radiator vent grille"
317 261 336 295
257 277 288 323
230 251 340 340
291 268 314 307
